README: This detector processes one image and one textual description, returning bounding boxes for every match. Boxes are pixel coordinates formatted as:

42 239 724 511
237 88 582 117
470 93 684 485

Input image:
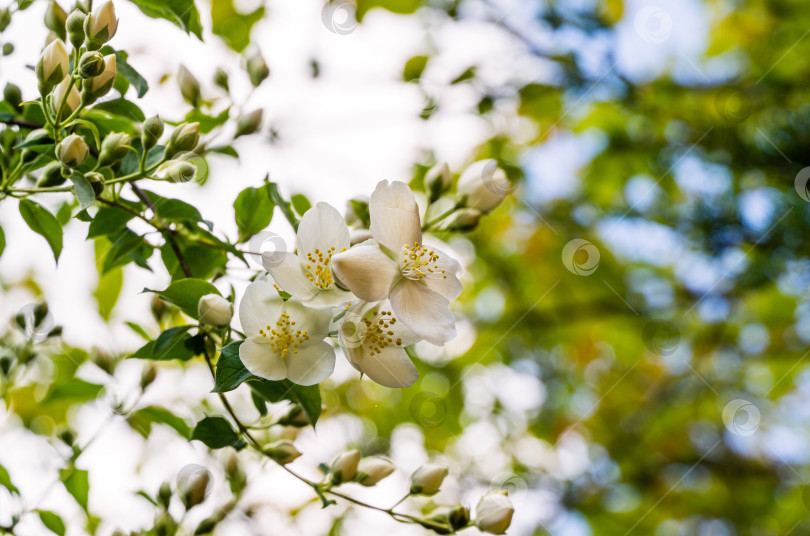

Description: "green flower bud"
66 10 86 49
177 65 200 107
44 1 68 41
3 83 22 110
0 8 11 32
0 355 12 376
140 364 157 391
2 43 13 56
419 505 471 534
264 440 302 465
235 109 263 138
457 159 511 213
278 405 310 428
156 160 196 183
329 450 360 485
180 471 210 510
409 463 449 496
246 49 269 87
424 161 451 203
355 457 395 486
85 171 105 195
36 39 69 95
166 122 199 156
98 131 130 167
214 67 229 92
78 50 105 78
83 0 117 50
141 115 164 150
37 162 67 187
56 134 88 168
157 482 172 509
81 53 115 104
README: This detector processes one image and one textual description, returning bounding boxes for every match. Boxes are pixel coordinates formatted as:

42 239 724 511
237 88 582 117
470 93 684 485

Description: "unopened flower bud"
444 208 482 232
225 452 246 492
264 440 302 465
474 490 513 534
0 8 11 32
356 457 395 486
56 134 88 168
156 160 196 183
98 132 130 167
52 76 80 120
457 159 511 213
81 53 115 104
0 355 12 376
330 450 360 485
2 43 12 56
151 294 167 321
83 0 117 50
36 39 69 95
85 171 105 195
4 83 22 110
38 162 67 187
246 49 269 87
214 67 229 92
234 109 263 138
424 161 451 203
157 482 172 508
66 10 86 49
166 122 199 156
278 404 310 427
197 294 232 326
181 471 210 510
421 505 470 534
44 1 68 41
78 50 105 78
409 463 449 496
177 65 201 107
140 364 157 390
141 115 164 150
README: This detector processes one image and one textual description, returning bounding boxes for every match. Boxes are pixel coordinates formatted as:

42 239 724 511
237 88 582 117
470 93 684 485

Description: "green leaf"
0 463 19 494
145 279 220 318
191 416 246 450
0 224 5 257
69 173 96 210
249 379 322 426
37 511 66 536
213 341 258 392
233 185 274 243
125 321 152 340
186 108 230 134
131 326 197 361
266 180 299 230
291 194 312 217
19 199 62 262
211 0 265 52
403 55 428 82
41 379 104 406
128 406 191 438
356 0 419 19
88 205 136 238
60 467 89 512
211 146 239 159
114 50 149 98
127 0 203 39
94 267 123 320
142 190 204 224
92 98 146 122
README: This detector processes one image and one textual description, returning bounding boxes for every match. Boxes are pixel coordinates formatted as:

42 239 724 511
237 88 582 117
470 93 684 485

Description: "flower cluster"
237 172 507 388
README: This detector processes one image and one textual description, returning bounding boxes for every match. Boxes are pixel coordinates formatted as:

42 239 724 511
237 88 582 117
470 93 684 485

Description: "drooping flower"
339 300 420 388
410 463 449 495
474 490 514 534
356 457 395 486
238 281 335 386
457 159 510 213
332 180 462 344
263 202 353 307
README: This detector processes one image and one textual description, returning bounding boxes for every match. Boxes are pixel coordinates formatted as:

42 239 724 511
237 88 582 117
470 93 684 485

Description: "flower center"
400 242 447 281
347 309 403 355
258 312 310 359
305 246 346 290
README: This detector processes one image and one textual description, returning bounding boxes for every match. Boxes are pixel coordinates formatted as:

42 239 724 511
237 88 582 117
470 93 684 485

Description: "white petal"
297 202 351 255
285 341 336 385
282 299 333 341
422 247 462 301
332 244 399 302
391 280 456 345
369 181 422 256
304 288 354 308
347 344 418 388
264 252 318 301
342 300 421 348
240 338 287 381
239 281 284 337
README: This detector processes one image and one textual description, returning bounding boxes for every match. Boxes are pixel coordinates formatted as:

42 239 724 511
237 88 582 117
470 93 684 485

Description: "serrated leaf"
213 341 258 392
191 416 246 450
19 199 62 262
